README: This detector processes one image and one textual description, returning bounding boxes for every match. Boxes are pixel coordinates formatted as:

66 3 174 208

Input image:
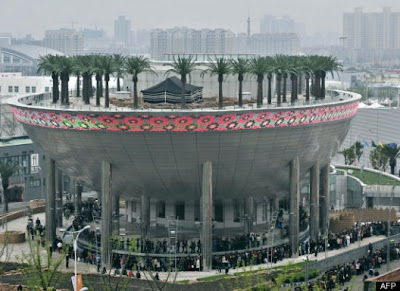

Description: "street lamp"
60 225 90 291
387 186 395 272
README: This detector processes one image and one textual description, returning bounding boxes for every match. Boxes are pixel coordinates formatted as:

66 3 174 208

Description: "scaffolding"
167 215 178 274
268 211 279 268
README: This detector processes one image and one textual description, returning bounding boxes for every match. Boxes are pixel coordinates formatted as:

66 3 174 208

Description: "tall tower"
114 16 131 46
246 15 251 53
247 16 251 38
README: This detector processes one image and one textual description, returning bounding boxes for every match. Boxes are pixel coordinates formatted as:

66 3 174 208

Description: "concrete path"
0 208 389 284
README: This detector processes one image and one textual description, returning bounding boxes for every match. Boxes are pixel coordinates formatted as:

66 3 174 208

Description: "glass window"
175 201 185 220
31 86 36 93
25 86 30 93
157 201 165 218
132 201 137 212
8 86 12 93
45 87 50 93
29 179 41 188
14 86 19 93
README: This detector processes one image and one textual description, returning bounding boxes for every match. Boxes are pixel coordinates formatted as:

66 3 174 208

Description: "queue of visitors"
306 242 400 290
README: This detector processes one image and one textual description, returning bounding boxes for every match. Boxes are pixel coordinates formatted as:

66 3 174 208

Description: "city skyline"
1 0 399 38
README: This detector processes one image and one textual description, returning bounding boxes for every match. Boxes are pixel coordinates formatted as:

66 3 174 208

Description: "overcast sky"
1 0 400 38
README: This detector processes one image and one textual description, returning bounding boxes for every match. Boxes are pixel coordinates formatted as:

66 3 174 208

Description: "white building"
43 28 84 56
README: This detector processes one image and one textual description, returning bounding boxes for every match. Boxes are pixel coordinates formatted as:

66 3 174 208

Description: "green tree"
370 148 389 171
249 57 268 107
264 56 274 105
341 142 364 165
125 56 156 109
90 54 105 106
201 58 231 109
164 56 198 109
16 235 65 291
97 55 118 108
113 54 126 92
379 143 400 175
230 58 249 107
74 55 94 104
57 56 74 105
0 160 19 213
320 55 343 99
72 56 82 97
37 54 61 104
298 56 314 102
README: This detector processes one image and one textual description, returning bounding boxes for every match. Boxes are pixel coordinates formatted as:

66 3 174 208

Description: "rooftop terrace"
9 89 360 114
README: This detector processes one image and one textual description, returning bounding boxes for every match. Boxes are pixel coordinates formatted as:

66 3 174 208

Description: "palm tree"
74 55 93 104
72 56 81 97
248 56 267 107
288 56 301 104
164 56 198 109
0 160 19 213
201 58 231 109
57 56 74 105
320 56 343 98
113 54 126 91
125 56 156 109
273 55 286 105
264 56 274 105
37 55 61 104
98 55 118 108
379 143 400 175
230 58 249 107
91 55 104 106
299 56 314 102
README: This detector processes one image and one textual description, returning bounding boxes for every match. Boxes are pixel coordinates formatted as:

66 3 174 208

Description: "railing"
8 89 361 114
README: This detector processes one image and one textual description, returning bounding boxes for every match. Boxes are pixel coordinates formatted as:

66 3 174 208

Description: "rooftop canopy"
141 76 203 104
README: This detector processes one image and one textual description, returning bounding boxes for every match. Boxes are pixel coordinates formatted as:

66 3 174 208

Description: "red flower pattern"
9 102 359 132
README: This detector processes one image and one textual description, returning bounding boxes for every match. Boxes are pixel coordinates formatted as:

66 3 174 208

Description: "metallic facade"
9 92 360 200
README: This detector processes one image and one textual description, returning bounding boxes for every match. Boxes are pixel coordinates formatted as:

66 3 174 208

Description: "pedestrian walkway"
0 209 389 283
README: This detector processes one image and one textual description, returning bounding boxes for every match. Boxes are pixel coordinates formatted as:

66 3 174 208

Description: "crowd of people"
306 241 400 290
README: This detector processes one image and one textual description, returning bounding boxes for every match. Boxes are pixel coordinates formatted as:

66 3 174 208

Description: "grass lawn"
336 167 400 186
196 274 232 282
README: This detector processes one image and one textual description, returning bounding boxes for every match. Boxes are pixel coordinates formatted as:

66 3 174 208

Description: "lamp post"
387 186 395 272
60 225 90 291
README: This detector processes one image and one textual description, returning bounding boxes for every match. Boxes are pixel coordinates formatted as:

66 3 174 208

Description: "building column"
141 195 150 239
289 156 300 258
320 164 330 236
101 160 112 269
201 161 212 272
126 200 132 223
310 162 320 242
56 169 63 227
113 195 120 234
75 184 83 215
45 158 56 245
243 197 254 233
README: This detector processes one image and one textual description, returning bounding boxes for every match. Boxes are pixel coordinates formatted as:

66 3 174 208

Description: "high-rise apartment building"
114 16 131 46
343 7 400 64
260 15 295 34
43 28 84 56
150 27 235 60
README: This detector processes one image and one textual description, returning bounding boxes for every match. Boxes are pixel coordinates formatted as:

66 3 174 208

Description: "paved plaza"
0 206 393 285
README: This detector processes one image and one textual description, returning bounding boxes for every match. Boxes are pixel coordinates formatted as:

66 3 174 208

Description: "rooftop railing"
8 89 361 114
